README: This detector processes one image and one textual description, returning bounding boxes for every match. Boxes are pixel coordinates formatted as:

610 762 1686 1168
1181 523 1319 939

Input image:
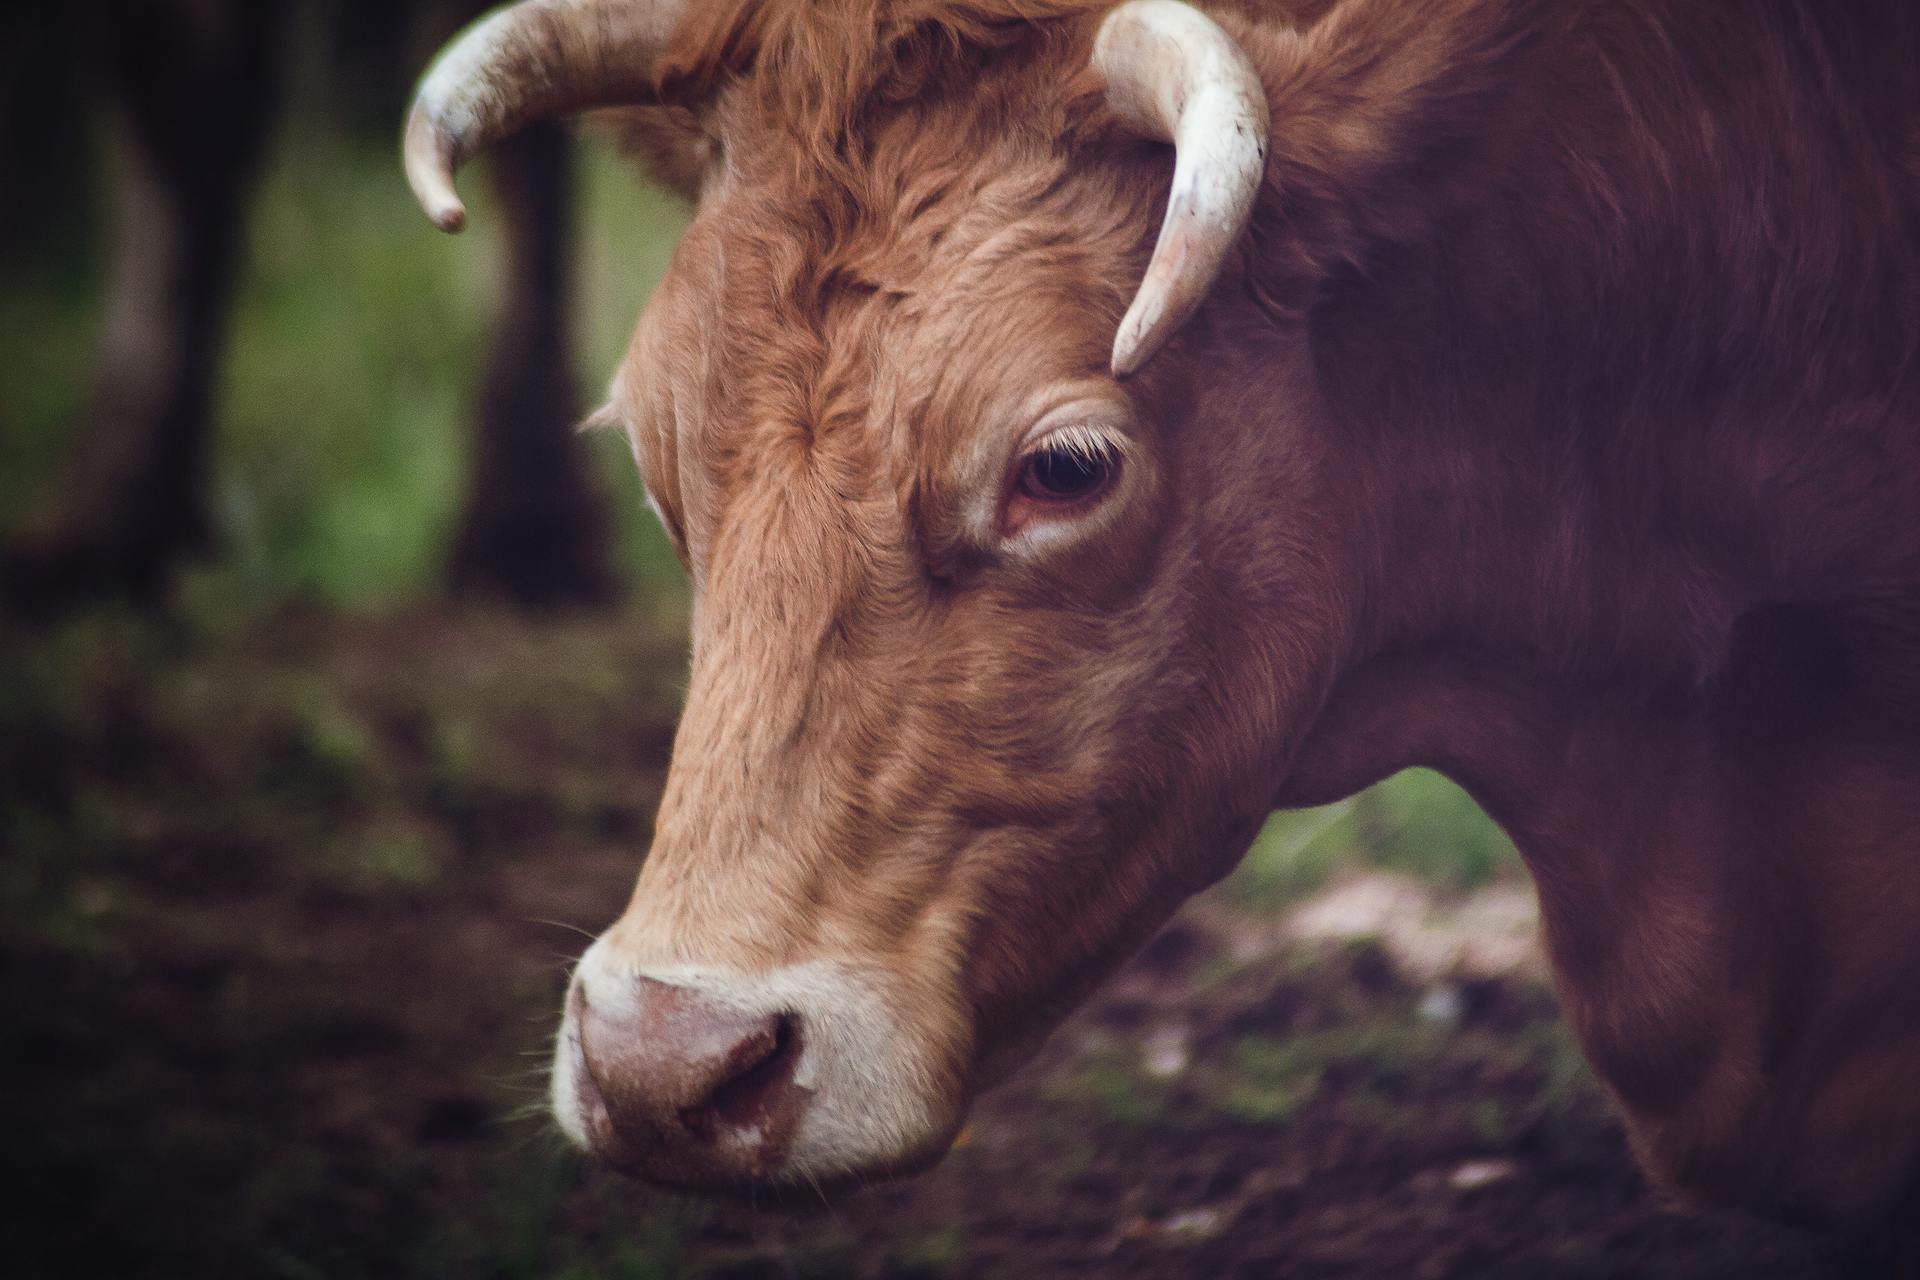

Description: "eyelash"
1015 426 1122 504
998 424 1129 543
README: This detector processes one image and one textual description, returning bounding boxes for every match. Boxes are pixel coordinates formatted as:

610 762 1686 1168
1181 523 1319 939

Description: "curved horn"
1092 0 1271 377
405 0 690 232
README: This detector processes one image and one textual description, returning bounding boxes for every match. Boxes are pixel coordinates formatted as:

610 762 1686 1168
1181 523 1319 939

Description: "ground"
0 603 1843 1279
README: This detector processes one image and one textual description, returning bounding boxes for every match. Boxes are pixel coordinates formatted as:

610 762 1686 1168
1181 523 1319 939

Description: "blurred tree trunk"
4 0 284 611
447 119 615 609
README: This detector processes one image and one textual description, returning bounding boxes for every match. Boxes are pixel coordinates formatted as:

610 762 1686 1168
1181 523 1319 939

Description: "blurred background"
0 3 1828 1276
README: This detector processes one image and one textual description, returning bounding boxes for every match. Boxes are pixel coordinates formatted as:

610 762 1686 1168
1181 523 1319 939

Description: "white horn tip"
1110 315 1153 379
426 196 469 235
404 108 469 234
1094 0 1271 377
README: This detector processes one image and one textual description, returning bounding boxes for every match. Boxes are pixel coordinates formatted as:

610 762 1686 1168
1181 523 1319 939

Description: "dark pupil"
1028 447 1108 499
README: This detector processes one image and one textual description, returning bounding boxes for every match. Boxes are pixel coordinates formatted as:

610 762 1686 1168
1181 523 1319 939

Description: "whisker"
526 917 598 941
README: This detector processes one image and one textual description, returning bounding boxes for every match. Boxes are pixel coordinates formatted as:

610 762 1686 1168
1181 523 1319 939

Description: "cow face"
550 84 1337 1196
401 0 1307 1193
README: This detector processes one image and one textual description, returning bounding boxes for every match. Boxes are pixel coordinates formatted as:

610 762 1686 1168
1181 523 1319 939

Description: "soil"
0 606 1849 1278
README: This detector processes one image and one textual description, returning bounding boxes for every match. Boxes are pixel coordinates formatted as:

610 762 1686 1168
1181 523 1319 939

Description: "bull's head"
406 0 1327 1192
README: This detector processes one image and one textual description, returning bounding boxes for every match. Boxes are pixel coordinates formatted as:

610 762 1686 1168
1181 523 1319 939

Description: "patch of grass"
279 680 382 801
1046 1045 1178 1131
1209 992 1610 1159
1217 1019 1449 1131
1518 1017 1601 1120
1 112 691 617
425 711 482 807
1219 1036 1325 1129
1361 768 1515 890
1224 800 1360 909
1225 769 1519 911
1311 1019 1450 1086
337 817 448 892
208 122 690 611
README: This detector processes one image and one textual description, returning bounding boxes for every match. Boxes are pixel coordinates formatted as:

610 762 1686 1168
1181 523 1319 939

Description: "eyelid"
1021 419 1132 466
1015 394 1137 455
998 407 1139 545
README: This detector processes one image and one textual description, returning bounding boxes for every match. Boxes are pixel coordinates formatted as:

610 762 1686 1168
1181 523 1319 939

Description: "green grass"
1218 1021 1454 1131
1226 768 1519 910
0 114 691 616
212 120 690 611
1219 1034 1327 1129
1361 767 1515 888
1046 1044 1180 1131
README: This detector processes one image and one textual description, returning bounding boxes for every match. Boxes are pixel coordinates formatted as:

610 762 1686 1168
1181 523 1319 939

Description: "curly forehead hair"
659 0 1104 129
625 0 1159 462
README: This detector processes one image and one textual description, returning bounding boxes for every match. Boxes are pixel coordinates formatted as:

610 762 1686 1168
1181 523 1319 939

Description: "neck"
1257 316 1920 1229
1200 0 1920 1231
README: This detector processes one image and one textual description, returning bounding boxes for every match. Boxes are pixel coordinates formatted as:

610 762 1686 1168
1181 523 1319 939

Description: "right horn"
404 0 691 233
1091 0 1271 377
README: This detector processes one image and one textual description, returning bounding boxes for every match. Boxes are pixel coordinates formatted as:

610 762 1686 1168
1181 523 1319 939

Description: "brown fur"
584 0 1920 1231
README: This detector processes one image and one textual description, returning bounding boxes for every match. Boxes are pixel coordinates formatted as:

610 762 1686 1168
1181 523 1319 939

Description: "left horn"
405 0 691 233
1092 0 1271 377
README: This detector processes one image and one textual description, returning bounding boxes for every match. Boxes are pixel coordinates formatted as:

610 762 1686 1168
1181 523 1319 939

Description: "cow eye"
1017 436 1119 504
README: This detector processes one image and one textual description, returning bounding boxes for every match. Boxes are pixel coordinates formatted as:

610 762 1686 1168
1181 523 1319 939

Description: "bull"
403 0 1920 1233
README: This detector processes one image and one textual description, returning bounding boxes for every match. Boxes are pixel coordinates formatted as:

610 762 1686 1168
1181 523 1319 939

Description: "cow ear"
606 0 781 202
595 105 717 204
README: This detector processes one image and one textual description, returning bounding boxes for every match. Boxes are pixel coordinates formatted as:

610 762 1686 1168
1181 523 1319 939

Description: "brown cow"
404 0 1920 1234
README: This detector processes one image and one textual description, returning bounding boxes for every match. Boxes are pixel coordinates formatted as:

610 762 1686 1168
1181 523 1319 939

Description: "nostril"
574 977 813 1170
680 1013 803 1144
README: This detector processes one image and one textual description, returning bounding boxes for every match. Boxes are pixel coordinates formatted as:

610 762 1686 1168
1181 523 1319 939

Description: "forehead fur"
639 0 1156 507
665 0 1107 148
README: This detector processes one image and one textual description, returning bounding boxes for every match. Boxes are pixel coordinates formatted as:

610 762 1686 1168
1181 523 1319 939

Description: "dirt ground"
0 606 1848 1278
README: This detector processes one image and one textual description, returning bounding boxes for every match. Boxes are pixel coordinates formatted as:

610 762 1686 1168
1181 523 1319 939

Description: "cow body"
408 0 1920 1234
1253 0 1920 1228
